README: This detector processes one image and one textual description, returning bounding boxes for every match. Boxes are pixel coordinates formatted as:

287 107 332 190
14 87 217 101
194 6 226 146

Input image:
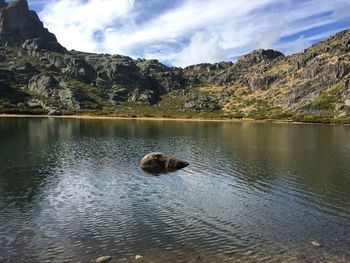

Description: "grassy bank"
2 87 350 124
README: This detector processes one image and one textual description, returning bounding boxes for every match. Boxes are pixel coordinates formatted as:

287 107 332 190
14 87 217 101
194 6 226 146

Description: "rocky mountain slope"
1 0 350 123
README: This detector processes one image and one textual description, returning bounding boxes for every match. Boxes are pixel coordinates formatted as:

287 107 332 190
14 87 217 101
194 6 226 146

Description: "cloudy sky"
27 0 350 67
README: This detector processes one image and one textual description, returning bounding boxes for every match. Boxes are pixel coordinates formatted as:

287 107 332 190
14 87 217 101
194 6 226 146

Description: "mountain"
0 0 350 123
0 0 65 51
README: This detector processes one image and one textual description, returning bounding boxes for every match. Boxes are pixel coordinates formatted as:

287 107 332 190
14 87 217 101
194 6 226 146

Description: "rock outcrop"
0 0 66 52
140 153 189 173
28 74 97 109
0 0 350 123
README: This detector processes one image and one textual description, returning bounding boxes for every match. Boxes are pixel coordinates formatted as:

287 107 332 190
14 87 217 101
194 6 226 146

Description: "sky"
27 0 350 67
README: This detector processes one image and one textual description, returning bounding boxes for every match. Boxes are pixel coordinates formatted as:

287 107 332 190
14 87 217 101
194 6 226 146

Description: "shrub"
2 101 13 108
17 102 26 109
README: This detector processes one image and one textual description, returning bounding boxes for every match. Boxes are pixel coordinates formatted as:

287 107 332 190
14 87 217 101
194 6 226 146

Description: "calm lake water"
0 118 349 263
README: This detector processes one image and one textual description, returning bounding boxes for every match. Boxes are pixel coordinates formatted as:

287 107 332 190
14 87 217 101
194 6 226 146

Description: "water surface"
0 118 349 262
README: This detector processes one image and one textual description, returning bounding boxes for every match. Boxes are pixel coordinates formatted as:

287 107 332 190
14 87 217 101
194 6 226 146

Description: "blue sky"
27 0 350 67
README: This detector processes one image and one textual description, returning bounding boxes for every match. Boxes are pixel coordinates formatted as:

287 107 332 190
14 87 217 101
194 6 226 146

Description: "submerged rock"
140 152 189 173
310 240 321 247
95 255 112 263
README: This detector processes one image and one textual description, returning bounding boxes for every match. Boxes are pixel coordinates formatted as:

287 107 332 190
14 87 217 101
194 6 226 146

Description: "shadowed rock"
0 0 66 52
140 152 189 173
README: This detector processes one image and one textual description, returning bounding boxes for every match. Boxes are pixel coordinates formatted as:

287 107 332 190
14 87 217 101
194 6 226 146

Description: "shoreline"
0 113 345 126
0 113 267 123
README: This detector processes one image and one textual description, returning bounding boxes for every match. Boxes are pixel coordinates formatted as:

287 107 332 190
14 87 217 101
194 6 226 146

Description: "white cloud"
172 31 226 67
36 0 350 67
40 0 135 52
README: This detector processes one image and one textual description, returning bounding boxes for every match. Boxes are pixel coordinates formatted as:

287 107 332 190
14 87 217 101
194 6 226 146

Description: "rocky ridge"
0 0 350 123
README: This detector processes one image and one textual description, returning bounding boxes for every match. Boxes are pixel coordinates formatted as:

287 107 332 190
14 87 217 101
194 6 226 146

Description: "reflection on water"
0 118 349 262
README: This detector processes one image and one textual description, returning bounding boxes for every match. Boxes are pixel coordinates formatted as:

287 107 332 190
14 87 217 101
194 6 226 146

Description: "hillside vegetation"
1 0 350 123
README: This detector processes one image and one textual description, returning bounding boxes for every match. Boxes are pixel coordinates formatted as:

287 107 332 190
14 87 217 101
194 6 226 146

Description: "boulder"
135 255 144 260
140 152 189 173
95 256 112 263
22 38 66 53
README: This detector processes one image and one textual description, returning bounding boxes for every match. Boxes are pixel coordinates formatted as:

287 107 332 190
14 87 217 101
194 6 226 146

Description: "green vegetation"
305 82 344 112
2 82 350 124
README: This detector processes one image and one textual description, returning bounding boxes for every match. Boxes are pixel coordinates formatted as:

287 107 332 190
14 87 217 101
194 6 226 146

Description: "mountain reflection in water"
0 118 349 262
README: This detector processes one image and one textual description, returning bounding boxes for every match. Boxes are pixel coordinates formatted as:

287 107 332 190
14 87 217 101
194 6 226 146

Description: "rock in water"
310 240 321 247
95 256 112 263
135 255 143 260
140 152 189 173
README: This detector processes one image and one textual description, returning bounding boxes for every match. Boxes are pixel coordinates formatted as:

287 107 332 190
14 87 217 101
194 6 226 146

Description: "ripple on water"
0 119 349 262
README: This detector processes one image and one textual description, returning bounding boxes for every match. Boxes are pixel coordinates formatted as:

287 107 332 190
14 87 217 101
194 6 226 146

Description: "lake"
0 117 349 262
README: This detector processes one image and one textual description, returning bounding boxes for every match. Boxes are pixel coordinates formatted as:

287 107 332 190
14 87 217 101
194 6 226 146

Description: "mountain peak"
237 49 284 65
8 0 27 8
0 0 66 52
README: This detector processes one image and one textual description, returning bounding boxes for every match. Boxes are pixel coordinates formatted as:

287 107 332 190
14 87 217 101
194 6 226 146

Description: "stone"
140 152 189 173
135 255 143 260
95 256 112 263
26 98 61 115
310 240 321 247
22 38 66 53
129 89 159 104
27 74 96 110
28 74 61 98
47 109 62 116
